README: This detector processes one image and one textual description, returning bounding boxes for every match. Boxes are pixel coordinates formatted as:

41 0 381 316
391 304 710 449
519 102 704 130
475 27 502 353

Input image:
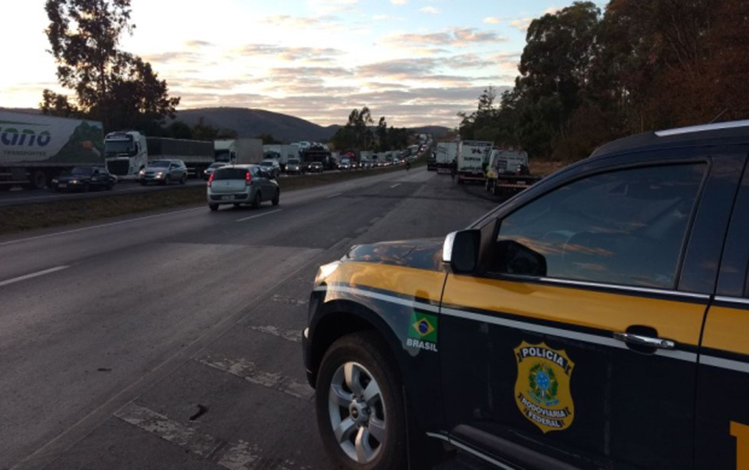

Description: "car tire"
315 332 407 470
209 204 219 211
107 183 114 191
272 189 280 206
83 182 90 193
140 181 147 186
252 192 262 208
163 176 171 186
180 175 186 185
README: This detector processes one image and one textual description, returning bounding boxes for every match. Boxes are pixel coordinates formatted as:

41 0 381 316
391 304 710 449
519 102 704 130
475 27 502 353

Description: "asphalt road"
0 167 499 470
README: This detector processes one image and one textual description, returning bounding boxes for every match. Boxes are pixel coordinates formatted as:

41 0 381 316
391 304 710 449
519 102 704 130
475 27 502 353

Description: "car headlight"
156 172 164 177
314 261 340 287
139 170 145 176
51 179 58 184
71 180 78 184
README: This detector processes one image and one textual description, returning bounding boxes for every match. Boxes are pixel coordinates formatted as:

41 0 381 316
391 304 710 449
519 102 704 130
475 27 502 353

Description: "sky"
0 0 594 129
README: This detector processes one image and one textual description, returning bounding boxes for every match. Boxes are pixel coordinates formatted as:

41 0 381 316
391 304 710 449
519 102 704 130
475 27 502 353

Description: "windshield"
148 161 170 168
260 161 274 167
288 159 300 165
71 167 93 176
209 162 225 169
104 140 133 155
341 157 351 164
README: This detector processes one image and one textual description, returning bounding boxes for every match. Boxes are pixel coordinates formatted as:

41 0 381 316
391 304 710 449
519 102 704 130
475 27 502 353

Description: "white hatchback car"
207 164 280 211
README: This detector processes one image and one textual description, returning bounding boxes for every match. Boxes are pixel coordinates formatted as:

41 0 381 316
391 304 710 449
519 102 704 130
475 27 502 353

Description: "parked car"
307 161 323 173
207 164 280 211
203 162 227 181
286 158 303 175
50 166 117 192
303 120 749 470
259 159 281 178
138 159 187 185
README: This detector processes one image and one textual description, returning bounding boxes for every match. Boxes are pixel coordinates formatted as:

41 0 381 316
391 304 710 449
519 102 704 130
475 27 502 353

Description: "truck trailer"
215 139 264 165
456 140 493 184
0 110 105 189
435 141 459 174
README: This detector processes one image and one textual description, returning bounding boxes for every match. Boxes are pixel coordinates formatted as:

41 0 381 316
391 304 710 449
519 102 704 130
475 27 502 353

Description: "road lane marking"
325 192 341 199
390 183 401 188
115 403 222 458
248 325 302 343
0 207 202 247
0 266 69 288
196 354 313 400
235 209 282 223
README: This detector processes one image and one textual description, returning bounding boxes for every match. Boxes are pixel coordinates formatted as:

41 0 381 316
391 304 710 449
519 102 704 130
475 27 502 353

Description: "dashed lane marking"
390 183 401 188
235 209 282 223
325 192 341 199
115 403 312 470
196 354 313 400
0 266 69 288
248 325 302 343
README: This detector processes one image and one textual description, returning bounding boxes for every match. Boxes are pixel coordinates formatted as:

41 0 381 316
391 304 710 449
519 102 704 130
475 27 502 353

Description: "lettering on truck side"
0 126 52 147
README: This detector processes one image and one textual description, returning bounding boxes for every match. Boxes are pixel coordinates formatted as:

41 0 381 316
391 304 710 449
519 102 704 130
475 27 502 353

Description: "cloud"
383 27 506 48
420 6 440 14
509 18 533 32
356 58 438 80
543 6 563 15
185 40 214 48
233 44 344 62
483 17 501 24
391 0 407 4
263 14 344 31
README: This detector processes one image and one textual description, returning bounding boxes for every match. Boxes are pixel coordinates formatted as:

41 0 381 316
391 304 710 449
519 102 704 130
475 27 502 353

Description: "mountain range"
3 106 450 143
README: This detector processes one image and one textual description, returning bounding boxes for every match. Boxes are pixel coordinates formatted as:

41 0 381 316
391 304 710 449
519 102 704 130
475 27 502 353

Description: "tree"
191 117 219 141
166 121 193 139
331 107 375 150
257 133 281 144
43 0 179 131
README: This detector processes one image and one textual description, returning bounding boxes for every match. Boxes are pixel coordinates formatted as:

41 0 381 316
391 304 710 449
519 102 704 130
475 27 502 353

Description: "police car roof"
590 120 749 159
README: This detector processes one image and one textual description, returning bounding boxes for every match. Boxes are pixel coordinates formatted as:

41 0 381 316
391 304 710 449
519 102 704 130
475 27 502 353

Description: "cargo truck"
214 139 264 165
263 144 300 171
0 110 105 190
435 141 459 174
456 140 492 184
105 132 214 179
484 149 542 196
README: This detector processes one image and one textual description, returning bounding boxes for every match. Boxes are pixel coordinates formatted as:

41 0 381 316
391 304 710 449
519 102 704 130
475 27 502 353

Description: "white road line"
196 354 313 400
248 325 302 343
325 192 342 199
115 403 222 459
0 266 69 288
235 209 282 223
390 183 401 188
0 206 202 247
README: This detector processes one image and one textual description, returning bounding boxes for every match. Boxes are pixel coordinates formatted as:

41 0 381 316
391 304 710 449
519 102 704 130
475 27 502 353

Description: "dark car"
307 161 323 173
51 166 117 192
303 120 749 470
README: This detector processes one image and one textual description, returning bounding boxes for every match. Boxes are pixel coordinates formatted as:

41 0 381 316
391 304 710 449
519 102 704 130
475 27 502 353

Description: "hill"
173 107 340 143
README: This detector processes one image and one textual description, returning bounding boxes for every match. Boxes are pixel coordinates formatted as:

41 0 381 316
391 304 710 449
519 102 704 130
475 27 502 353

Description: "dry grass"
0 164 413 236
530 159 575 177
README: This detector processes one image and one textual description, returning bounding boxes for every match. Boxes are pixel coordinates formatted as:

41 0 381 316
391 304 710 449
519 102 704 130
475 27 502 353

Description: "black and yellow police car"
303 120 749 470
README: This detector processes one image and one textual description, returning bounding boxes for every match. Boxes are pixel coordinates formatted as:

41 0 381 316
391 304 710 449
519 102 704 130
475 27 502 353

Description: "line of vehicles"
429 139 542 196
0 110 423 192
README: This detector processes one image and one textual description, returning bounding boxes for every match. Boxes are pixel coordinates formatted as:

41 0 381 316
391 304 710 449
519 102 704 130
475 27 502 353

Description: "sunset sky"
1 0 601 129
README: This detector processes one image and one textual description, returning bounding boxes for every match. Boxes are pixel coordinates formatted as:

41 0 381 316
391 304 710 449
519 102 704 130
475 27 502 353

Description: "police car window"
493 164 705 289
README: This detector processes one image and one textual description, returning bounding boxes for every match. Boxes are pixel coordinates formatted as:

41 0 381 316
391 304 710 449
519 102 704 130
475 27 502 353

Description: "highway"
0 167 498 470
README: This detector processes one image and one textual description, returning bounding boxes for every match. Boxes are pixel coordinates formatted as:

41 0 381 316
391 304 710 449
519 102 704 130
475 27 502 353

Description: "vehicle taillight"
208 173 214 187
246 171 252 185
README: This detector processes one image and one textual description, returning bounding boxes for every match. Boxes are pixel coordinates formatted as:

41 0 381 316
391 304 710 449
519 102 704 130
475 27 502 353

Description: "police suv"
303 120 749 470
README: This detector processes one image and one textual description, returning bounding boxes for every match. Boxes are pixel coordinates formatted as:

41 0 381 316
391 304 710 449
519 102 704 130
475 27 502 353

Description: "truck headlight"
138 170 145 176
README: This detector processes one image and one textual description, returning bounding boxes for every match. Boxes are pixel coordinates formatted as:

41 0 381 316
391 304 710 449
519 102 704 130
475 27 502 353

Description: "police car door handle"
613 332 675 350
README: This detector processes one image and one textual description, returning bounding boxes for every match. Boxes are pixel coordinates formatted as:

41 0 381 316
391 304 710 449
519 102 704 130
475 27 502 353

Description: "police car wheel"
316 332 406 469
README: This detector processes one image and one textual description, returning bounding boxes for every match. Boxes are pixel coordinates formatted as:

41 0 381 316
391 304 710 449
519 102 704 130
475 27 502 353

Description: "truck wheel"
315 332 407 470
272 189 280 206
209 204 219 211
31 170 47 190
252 192 262 208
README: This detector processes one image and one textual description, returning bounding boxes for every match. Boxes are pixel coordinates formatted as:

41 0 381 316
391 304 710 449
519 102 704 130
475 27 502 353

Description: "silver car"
207 164 280 211
139 159 188 185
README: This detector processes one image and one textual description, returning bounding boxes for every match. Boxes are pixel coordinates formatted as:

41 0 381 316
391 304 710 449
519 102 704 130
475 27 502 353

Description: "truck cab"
104 131 148 178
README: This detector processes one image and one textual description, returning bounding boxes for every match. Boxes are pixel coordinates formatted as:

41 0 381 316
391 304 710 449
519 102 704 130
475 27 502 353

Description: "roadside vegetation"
0 163 418 236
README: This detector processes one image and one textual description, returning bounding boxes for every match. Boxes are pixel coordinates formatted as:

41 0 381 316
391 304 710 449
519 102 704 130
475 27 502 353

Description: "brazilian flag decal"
409 312 438 343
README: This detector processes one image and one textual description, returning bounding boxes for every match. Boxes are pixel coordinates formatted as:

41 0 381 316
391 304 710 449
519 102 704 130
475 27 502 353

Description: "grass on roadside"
0 164 413 236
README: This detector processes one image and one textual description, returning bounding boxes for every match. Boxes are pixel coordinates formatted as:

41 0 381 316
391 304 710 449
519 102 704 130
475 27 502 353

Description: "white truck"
435 141 459 174
105 132 214 179
484 149 542 196
0 110 105 190
215 139 264 164
456 140 493 184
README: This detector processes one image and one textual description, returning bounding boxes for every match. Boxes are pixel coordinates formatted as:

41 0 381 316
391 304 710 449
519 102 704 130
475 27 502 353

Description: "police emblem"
514 341 575 433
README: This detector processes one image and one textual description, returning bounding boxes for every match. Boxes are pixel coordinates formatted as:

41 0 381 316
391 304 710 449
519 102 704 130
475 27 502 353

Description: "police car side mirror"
443 230 480 274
